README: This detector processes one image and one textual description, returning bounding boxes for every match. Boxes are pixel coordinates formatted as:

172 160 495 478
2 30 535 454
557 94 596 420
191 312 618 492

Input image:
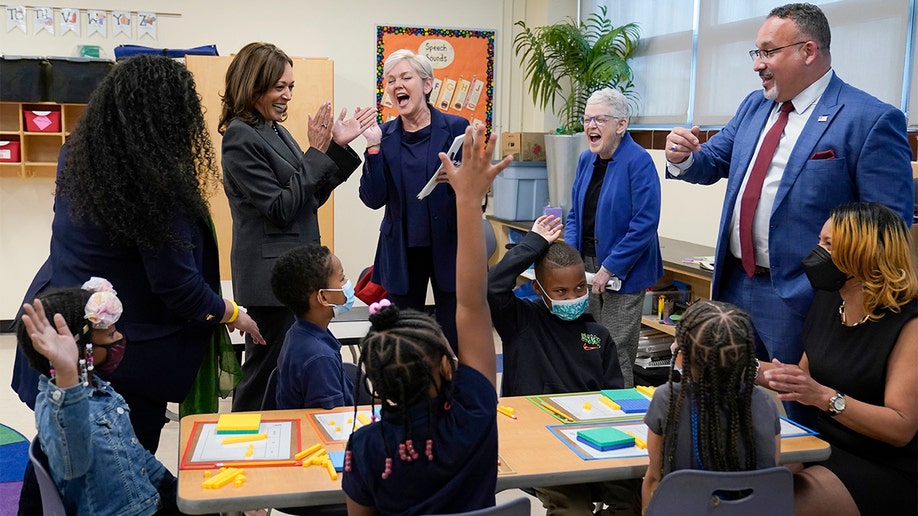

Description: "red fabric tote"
355 266 387 305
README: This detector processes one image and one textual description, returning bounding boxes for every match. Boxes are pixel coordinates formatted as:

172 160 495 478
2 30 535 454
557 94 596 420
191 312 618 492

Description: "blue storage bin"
492 162 548 221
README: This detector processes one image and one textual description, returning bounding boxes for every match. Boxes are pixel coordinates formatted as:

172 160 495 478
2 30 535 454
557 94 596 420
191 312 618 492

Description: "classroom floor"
0 331 544 515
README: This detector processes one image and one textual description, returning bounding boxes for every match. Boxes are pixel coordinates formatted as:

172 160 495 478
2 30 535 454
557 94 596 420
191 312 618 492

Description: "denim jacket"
35 375 174 516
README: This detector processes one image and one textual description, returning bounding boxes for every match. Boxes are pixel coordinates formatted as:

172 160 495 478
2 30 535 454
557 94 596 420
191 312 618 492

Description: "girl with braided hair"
341 123 512 515
641 300 781 509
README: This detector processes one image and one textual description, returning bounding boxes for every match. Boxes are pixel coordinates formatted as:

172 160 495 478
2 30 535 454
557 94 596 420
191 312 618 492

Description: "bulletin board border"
376 24 495 134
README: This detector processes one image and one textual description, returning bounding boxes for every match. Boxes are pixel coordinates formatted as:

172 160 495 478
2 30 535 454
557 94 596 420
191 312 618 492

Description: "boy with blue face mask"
271 244 356 410
488 215 633 513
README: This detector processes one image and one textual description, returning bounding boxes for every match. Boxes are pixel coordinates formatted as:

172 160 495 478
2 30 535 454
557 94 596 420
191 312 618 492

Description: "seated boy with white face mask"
271 244 356 410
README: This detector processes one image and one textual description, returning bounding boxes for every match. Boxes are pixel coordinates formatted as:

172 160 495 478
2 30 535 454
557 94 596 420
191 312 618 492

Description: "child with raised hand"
641 300 781 510
341 123 512 515
18 279 183 515
487 215 629 513
271 243 356 410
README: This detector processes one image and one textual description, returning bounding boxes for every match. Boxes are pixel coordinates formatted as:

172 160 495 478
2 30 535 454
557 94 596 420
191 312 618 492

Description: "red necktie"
739 101 794 277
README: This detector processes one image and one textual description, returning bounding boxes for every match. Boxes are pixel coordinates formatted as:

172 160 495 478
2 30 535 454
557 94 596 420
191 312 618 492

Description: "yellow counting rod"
294 443 323 460
635 385 655 397
598 396 621 411
624 431 647 449
222 433 267 445
356 413 372 426
202 467 245 489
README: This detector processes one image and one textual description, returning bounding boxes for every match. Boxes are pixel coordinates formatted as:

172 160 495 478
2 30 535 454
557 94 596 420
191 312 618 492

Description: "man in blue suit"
665 3 913 421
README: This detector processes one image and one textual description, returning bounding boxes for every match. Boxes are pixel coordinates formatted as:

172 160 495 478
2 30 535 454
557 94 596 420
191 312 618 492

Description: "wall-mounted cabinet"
0 101 85 178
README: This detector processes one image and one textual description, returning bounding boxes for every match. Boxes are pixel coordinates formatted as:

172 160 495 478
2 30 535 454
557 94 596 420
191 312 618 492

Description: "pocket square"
811 149 836 160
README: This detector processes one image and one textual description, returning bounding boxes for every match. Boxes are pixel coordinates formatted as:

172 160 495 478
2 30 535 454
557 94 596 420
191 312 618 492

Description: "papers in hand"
417 134 465 200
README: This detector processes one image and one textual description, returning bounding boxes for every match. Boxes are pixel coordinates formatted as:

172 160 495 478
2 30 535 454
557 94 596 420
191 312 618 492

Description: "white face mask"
320 279 355 317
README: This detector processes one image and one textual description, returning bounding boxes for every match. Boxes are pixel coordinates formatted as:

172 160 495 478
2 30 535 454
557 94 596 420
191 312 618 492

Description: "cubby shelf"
0 101 85 178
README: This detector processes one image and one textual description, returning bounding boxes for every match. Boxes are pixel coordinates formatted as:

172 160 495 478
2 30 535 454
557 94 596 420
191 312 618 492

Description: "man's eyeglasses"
748 41 807 61
580 114 618 126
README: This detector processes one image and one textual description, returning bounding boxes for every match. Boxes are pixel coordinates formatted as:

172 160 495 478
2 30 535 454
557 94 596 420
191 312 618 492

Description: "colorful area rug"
0 423 29 516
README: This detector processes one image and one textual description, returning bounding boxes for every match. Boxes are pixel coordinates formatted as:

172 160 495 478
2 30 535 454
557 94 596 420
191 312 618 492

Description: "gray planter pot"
545 133 588 219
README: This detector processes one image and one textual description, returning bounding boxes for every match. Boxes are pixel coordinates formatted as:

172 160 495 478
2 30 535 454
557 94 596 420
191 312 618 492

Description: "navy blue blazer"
359 107 469 295
671 72 914 317
12 146 226 408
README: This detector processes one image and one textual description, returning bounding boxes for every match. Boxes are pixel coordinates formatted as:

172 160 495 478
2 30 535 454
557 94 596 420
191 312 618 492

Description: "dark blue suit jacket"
12 147 226 408
671 72 914 317
359 107 468 295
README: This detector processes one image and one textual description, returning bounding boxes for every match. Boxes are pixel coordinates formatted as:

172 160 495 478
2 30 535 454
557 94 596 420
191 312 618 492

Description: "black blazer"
222 118 361 306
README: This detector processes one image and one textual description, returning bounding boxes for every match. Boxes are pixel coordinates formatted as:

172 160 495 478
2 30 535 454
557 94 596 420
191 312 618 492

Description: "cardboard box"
0 141 21 162
501 132 546 161
24 107 61 133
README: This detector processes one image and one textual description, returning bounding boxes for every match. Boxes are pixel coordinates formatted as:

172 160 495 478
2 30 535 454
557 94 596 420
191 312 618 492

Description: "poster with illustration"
376 25 495 135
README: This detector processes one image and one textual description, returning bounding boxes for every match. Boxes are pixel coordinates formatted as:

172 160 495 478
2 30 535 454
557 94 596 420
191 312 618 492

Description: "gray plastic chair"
645 466 793 516
429 497 531 516
28 437 67 516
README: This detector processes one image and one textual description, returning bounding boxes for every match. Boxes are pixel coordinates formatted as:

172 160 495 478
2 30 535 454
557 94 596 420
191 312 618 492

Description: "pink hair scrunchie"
368 299 392 315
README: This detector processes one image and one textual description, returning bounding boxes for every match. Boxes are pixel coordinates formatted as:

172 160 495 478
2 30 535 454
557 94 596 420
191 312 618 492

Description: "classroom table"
176 395 831 514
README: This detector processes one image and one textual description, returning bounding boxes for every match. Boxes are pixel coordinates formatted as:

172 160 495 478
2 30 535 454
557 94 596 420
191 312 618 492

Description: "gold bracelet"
366 142 381 149
227 301 239 323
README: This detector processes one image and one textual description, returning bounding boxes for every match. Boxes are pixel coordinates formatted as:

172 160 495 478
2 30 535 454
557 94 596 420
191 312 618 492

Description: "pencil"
497 406 517 419
539 401 573 422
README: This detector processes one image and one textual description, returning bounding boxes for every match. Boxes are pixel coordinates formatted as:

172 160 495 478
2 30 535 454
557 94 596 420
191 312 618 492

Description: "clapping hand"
307 102 333 153
333 106 378 147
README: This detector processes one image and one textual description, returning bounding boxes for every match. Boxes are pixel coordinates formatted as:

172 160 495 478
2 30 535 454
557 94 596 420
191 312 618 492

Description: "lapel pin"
818 115 828 122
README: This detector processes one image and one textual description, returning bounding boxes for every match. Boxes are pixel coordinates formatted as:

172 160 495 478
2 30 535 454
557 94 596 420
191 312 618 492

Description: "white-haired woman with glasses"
358 49 469 353
564 87 663 388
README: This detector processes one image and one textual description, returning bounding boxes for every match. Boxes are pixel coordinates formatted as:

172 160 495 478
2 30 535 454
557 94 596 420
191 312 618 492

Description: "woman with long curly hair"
11 55 263 454
763 202 918 515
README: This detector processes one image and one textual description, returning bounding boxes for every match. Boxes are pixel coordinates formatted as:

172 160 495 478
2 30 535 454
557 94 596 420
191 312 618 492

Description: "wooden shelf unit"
0 101 85 178
486 215 715 337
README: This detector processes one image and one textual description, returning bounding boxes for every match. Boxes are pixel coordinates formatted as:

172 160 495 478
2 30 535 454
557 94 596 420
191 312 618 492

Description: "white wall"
0 0 724 319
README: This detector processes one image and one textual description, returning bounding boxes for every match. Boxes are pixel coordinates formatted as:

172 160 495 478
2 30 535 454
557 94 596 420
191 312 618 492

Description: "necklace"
838 300 869 326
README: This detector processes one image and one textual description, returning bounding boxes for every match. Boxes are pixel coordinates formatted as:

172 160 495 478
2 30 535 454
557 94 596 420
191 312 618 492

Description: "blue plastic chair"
645 466 793 516
28 437 66 516
429 497 531 516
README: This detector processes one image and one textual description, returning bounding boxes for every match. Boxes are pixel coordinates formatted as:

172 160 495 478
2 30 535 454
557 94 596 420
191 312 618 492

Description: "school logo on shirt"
581 333 602 350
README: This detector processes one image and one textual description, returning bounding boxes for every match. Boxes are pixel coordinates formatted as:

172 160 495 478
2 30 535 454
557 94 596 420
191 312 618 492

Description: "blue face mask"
536 280 589 321
322 279 355 317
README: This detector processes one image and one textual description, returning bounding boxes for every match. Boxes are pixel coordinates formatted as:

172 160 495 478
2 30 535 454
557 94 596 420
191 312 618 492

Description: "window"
588 0 914 128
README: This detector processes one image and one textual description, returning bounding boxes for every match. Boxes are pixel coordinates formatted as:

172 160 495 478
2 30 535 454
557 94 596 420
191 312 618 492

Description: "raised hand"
333 106 379 147
21 299 80 387
531 215 563 243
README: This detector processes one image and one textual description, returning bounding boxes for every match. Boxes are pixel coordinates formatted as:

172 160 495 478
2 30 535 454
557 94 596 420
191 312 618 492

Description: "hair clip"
368 299 392 315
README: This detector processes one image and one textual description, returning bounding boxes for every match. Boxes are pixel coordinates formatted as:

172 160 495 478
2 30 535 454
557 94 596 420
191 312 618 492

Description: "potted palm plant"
513 6 640 214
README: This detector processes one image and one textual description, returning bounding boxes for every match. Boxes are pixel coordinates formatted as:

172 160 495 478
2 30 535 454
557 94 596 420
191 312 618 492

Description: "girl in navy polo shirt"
341 123 511 515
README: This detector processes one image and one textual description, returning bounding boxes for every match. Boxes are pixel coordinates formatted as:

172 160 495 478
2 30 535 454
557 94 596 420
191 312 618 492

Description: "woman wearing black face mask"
757 202 917 516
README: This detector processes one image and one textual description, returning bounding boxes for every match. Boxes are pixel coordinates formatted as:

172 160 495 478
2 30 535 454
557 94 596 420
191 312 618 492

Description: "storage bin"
492 162 549 221
46 57 114 103
0 140 21 162
0 56 49 102
24 107 61 132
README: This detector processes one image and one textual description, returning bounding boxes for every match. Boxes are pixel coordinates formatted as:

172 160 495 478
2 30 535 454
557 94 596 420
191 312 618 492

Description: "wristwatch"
827 391 847 416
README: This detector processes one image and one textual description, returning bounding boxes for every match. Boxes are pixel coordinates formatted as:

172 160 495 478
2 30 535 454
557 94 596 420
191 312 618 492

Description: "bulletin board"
376 25 495 135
